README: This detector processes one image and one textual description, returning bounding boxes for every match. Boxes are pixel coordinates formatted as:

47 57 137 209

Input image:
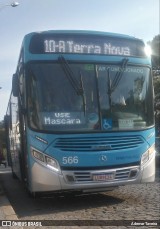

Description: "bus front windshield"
27 61 154 132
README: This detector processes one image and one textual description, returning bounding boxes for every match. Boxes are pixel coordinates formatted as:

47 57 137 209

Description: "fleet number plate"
92 173 115 181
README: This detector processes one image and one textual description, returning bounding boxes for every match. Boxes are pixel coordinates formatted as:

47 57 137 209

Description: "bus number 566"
62 156 79 164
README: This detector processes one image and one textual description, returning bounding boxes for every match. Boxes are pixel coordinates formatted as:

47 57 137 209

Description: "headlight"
141 151 149 165
45 156 60 172
141 144 155 166
32 148 61 173
32 150 44 162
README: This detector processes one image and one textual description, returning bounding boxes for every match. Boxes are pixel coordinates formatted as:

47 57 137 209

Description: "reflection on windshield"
27 62 154 132
107 58 128 111
97 64 154 130
27 63 99 131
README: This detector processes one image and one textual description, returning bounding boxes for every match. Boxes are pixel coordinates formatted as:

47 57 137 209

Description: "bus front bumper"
29 154 155 193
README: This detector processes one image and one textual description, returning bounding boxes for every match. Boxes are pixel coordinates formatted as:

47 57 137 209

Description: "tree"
154 77 160 95
150 35 160 68
150 34 160 103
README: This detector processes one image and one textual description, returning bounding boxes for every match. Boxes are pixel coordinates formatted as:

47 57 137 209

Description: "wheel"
11 167 17 179
12 171 17 179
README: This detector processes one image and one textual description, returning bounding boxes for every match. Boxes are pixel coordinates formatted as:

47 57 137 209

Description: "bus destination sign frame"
29 34 145 57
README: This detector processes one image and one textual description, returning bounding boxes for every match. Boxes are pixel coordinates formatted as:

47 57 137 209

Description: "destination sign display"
29 34 145 57
41 112 85 126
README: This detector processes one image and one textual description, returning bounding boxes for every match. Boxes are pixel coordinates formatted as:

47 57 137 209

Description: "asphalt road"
0 166 160 228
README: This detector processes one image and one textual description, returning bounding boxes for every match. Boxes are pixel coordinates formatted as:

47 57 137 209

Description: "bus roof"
23 30 143 42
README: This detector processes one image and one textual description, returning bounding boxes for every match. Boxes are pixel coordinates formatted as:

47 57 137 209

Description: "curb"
0 164 24 228
0 194 18 220
0 187 24 229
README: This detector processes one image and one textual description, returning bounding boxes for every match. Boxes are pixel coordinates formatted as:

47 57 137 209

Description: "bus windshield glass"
27 62 154 132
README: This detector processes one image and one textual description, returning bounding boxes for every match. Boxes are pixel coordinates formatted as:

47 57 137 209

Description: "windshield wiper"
107 58 128 111
107 67 112 110
58 55 86 115
79 71 86 116
110 58 129 93
58 56 83 95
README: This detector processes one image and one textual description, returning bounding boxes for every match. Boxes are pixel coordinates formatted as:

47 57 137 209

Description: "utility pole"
0 1 19 10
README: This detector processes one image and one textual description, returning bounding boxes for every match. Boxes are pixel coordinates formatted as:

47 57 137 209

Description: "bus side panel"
8 94 22 180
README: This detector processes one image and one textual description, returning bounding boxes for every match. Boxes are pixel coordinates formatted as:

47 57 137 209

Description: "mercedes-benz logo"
101 155 107 161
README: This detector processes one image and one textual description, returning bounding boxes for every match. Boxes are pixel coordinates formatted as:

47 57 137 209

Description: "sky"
0 0 159 121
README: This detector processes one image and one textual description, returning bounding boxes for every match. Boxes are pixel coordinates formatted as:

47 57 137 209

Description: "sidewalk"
0 165 19 221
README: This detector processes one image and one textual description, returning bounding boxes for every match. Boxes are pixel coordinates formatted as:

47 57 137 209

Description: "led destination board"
29 34 145 57
44 39 131 56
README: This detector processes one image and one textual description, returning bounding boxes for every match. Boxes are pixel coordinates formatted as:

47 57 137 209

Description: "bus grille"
64 167 139 183
74 169 131 182
53 136 144 151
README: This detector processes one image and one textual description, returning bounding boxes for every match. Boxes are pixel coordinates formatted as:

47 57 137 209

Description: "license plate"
92 173 115 182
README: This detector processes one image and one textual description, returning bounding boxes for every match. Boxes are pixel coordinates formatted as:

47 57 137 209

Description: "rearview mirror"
12 73 18 97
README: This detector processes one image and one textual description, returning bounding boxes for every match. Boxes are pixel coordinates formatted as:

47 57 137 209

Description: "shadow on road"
0 166 159 219
0 168 123 218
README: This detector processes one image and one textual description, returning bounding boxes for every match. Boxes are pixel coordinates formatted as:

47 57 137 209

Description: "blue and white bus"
5 30 155 196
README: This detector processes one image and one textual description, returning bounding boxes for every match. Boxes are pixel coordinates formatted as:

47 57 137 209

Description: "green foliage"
153 78 160 96
150 34 160 106
150 34 160 68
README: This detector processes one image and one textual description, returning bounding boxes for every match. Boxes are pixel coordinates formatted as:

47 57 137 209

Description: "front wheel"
11 169 17 179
